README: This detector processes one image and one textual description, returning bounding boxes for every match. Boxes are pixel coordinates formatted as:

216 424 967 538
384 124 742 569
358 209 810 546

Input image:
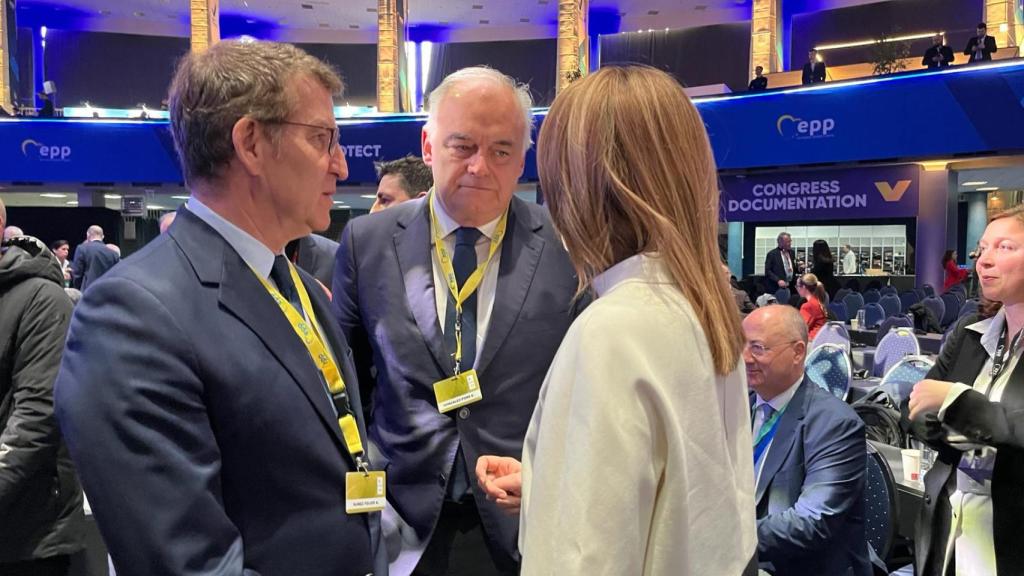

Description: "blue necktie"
443 227 482 501
270 255 301 312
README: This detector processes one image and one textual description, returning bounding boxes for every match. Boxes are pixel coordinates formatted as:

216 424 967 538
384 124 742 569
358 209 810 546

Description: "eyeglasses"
744 340 798 359
273 120 339 155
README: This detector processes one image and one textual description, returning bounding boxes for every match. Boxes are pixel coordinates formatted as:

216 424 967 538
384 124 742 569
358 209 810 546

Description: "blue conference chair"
828 301 849 322
921 297 945 331
875 315 913 345
811 322 851 354
834 288 851 304
864 443 898 562
958 299 979 319
805 343 852 401
863 303 885 329
880 286 898 297
843 292 865 322
878 294 901 319
863 289 881 304
922 284 936 298
872 327 920 378
880 355 934 408
899 290 920 314
939 292 960 328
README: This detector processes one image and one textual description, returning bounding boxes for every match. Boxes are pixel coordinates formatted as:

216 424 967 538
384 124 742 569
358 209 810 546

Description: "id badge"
345 471 386 514
432 369 483 413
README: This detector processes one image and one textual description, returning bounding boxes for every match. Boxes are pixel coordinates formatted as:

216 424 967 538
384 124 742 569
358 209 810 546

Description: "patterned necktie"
753 403 777 465
270 255 301 313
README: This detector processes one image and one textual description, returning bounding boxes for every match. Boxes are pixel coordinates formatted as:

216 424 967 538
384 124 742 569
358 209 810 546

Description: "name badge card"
345 471 386 514
433 369 483 413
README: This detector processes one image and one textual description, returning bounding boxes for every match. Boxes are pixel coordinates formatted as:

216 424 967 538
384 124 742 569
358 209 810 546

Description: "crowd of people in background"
0 34 1017 576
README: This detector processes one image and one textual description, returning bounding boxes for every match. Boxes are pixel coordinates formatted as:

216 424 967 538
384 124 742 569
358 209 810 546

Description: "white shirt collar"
754 376 803 414
967 307 1007 358
185 197 277 280
592 253 674 297
431 191 502 242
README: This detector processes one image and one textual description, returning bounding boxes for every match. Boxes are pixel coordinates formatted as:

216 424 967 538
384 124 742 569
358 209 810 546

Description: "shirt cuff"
937 382 972 420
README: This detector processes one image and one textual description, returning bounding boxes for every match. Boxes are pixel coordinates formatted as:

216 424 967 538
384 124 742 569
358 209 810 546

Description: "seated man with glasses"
742 305 871 576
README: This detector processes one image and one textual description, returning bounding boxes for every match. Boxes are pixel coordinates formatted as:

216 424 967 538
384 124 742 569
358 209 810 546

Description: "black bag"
852 388 906 448
908 302 942 333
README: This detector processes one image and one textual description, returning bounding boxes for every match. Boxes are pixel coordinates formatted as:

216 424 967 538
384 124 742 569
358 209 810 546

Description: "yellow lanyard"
428 190 508 373
253 261 368 472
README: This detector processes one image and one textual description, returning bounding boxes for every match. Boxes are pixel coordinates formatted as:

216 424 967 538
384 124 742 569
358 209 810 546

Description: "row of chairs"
829 284 973 332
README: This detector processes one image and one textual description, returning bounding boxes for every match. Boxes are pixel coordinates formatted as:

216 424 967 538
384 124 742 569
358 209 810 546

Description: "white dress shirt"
430 194 502 369
519 253 758 575
751 377 803 489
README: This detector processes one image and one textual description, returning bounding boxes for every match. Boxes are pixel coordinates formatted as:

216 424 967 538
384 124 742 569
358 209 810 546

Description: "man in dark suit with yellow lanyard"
54 40 385 575
333 67 579 575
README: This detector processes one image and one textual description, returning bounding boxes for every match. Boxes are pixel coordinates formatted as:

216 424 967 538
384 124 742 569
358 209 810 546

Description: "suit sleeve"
0 283 72 515
922 49 931 67
985 37 997 57
942 387 1024 451
964 38 974 56
71 245 85 288
331 221 376 424
765 253 781 285
756 412 866 562
55 277 260 576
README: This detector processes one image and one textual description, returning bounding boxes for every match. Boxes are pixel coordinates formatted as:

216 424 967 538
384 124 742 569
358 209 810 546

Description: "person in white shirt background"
475 64 758 575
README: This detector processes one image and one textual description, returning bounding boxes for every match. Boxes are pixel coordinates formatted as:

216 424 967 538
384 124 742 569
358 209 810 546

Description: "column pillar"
750 0 782 76
728 222 744 279
77 190 106 207
556 0 588 93
985 0 1022 50
190 0 220 53
377 0 408 113
0 0 11 114
915 170 952 290
965 192 988 264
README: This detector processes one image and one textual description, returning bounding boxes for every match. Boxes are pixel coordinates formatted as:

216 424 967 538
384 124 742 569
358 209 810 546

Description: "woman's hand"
908 379 955 421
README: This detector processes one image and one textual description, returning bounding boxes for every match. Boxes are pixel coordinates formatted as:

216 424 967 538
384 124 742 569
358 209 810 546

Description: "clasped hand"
908 378 954 421
475 455 522 515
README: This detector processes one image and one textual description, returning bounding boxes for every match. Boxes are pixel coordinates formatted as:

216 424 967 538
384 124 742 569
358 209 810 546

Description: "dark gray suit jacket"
55 208 382 576
289 233 339 289
754 379 871 576
70 239 118 291
332 196 579 562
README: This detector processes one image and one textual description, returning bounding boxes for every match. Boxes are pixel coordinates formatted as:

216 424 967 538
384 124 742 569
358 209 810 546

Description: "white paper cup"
901 448 922 483
850 319 860 330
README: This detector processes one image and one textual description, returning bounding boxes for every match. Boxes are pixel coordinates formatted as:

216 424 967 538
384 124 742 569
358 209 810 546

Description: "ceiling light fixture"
961 181 988 186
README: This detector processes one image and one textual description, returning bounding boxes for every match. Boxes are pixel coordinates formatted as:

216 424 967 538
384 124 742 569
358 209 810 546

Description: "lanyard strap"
428 190 508 373
988 321 1024 386
253 261 368 472
753 405 784 448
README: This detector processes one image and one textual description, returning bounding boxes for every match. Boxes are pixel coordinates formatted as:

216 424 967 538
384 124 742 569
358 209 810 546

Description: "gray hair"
86 225 104 240
776 232 791 244
425 66 534 152
168 40 343 186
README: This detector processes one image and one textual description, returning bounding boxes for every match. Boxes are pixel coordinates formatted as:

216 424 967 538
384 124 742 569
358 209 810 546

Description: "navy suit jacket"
70 239 118 291
55 208 382 576
289 233 339 289
764 247 799 290
332 196 579 561
753 379 871 576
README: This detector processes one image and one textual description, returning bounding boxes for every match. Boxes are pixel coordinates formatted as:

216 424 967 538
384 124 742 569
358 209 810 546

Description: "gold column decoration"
0 0 11 114
984 0 1022 50
556 0 588 93
750 0 781 76
377 0 408 113
190 0 220 53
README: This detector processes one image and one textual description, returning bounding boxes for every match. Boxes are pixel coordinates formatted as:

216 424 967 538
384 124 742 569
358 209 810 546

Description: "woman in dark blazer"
905 206 1024 575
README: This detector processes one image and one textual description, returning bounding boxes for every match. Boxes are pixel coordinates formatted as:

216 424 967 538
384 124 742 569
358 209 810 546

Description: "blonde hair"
797 273 828 314
537 65 743 375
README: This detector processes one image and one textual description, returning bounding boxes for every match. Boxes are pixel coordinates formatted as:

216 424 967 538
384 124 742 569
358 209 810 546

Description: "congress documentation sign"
720 165 920 223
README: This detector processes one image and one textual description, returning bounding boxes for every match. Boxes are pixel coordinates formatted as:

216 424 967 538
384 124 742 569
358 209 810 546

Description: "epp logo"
875 180 912 202
21 139 72 161
776 114 835 139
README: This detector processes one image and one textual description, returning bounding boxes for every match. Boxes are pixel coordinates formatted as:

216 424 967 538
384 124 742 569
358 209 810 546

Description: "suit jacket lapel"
476 200 544 377
755 379 810 505
394 201 453 378
216 242 351 460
